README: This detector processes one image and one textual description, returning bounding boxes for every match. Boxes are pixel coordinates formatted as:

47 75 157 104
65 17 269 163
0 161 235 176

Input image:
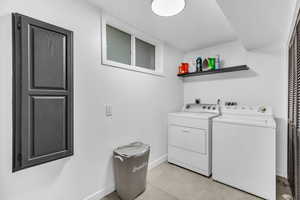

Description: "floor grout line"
146 181 181 200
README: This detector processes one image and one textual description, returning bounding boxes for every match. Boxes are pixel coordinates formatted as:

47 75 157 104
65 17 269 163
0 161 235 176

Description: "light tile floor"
102 162 292 200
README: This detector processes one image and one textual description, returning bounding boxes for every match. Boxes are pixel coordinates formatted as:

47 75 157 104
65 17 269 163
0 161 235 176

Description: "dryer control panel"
183 103 220 114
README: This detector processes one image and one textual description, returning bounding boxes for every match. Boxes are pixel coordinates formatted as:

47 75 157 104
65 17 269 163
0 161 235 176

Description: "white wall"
183 41 287 177
0 0 183 199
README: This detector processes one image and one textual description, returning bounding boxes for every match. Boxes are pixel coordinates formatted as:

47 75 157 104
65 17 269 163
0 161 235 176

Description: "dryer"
212 105 276 200
168 103 220 176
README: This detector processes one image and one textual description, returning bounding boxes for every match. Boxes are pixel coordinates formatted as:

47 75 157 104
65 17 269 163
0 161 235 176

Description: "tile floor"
102 162 292 200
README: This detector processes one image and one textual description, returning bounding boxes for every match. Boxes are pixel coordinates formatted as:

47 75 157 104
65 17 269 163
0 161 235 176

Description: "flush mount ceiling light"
151 0 185 17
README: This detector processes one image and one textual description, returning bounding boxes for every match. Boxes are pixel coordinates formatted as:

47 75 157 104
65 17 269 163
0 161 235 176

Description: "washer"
168 103 220 176
212 105 276 200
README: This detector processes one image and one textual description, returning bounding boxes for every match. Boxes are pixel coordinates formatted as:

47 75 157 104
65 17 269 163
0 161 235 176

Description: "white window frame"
101 14 164 76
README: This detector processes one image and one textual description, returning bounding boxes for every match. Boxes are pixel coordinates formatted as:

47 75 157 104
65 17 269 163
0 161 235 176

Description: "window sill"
102 60 165 77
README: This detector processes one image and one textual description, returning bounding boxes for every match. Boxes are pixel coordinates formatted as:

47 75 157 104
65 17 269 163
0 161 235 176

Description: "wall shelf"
177 65 249 77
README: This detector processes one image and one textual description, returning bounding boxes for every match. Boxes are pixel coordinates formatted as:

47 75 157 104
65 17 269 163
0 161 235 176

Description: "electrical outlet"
105 104 112 117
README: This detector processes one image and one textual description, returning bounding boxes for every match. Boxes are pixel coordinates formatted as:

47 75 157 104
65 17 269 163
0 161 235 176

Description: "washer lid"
214 105 276 128
214 116 276 129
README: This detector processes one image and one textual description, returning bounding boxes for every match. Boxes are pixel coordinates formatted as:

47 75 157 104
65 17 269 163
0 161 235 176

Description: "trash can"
113 142 150 200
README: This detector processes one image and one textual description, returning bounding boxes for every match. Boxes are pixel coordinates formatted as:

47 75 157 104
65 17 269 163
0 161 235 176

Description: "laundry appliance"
212 105 276 200
168 103 220 176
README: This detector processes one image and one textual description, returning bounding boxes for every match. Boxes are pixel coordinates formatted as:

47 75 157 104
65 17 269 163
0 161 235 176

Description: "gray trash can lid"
114 142 150 158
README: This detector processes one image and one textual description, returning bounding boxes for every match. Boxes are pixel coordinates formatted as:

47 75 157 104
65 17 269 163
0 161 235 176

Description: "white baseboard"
276 168 287 178
148 154 168 170
83 185 115 200
83 154 167 200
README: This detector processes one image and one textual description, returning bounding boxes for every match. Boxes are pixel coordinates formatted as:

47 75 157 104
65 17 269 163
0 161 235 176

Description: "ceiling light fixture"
151 0 185 17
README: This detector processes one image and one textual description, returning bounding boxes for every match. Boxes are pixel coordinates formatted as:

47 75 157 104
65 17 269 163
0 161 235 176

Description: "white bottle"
189 61 197 73
215 55 221 69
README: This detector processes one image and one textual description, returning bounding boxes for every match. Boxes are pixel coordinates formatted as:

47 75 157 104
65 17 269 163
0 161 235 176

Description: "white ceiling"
86 0 295 52
217 0 296 50
86 0 237 52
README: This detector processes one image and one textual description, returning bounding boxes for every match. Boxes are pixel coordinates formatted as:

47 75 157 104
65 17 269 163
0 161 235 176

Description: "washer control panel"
222 105 273 116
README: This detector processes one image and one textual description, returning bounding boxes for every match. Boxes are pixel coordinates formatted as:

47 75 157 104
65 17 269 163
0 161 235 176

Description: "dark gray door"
288 14 300 199
288 34 296 196
13 13 73 172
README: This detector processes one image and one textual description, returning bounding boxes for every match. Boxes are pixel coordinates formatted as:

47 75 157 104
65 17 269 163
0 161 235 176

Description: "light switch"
105 104 112 117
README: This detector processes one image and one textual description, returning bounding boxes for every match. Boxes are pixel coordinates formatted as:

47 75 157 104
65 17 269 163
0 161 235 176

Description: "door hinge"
17 153 22 162
17 22 21 30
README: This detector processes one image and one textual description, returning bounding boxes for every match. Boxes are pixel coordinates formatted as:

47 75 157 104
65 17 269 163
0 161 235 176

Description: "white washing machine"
168 103 220 176
212 105 276 200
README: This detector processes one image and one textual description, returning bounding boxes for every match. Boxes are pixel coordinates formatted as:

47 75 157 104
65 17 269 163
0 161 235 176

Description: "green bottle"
208 58 216 70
